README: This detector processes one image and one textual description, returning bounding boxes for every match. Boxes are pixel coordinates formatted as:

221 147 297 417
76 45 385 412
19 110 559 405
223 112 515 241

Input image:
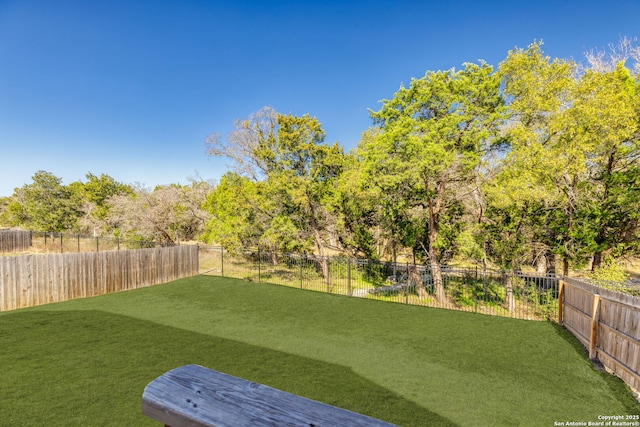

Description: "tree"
566 62 640 270
206 106 279 181
496 41 581 276
497 41 640 276
206 107 345 280
333 131 383 259
69 173 133 235
365 62 505 301
266 113 345 276
1 171 82 232
107 182 210 244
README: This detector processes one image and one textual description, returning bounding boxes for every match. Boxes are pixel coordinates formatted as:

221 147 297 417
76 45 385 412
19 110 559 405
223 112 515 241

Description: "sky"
1 0 639 197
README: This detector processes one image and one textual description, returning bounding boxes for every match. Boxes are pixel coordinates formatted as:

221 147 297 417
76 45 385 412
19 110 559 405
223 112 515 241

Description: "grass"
0 276 637 426
199 249 560 320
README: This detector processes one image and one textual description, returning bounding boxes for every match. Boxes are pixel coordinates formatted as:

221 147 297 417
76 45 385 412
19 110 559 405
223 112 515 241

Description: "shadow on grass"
550 322 639 414
0 309 457 427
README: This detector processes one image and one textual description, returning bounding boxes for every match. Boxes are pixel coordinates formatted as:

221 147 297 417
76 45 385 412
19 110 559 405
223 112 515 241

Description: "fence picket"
0 230 32 253
562 277 640 392
0 246 198 311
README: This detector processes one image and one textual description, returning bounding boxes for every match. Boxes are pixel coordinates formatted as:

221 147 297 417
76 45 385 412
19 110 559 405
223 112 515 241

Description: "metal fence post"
326 257 331 293
405 262 409 304
257 246 261 282
299 256 303 289
474 266 478 313
483 266 487 307
347 257 352 296
221 246 224 277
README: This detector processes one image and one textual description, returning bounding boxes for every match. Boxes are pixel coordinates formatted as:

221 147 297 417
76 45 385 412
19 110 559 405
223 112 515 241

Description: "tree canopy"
2 39 638 284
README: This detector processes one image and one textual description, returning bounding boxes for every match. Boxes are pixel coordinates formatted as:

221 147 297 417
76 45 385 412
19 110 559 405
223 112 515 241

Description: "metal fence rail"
5 231 177 254
198 246 560 321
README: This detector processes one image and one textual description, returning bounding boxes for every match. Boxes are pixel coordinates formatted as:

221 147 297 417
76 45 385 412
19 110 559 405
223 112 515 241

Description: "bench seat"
142 364 398 427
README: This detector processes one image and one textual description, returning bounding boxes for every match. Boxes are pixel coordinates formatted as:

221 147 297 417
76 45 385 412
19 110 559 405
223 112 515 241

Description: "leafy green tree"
364 62 505 301
204 172 263 250
266 113 345 273
202 172 313 261
0 197 9 226
590 258 630 284
82 173 133 219
68 173 133 235
497 41 640 276
2 171 82 232
496 41 581 276
206 107 346 278
333 146 379 259
565 63 640 269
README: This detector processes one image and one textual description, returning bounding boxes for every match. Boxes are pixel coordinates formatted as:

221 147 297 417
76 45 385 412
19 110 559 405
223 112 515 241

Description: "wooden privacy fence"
559 277 640 390
0 230 32 253
0 245 198 311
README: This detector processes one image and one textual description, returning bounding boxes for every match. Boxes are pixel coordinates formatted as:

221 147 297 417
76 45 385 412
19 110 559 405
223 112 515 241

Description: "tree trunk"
408 265 427 298
591 251 603 271
547 251 556 275
429 245 445 302
505 274 515 313
307 195 330 285
536 253 547 274
427 191 445 303
429 218 446 302
591 150 615 273
312 227 330 287
270 251 279 266
562 258 569 277
536 249 556 275
156 226 176 245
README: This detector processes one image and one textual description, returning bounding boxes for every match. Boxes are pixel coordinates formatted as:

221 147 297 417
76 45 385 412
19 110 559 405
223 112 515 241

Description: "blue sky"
1 0 639 197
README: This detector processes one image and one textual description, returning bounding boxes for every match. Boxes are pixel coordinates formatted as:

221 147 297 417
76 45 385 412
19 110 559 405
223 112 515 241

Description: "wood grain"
0 245 198 311
142 364 398 427
562 277 640 391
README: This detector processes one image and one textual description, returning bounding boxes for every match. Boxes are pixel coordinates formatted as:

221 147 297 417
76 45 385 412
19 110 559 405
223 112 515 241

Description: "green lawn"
0 275 637 426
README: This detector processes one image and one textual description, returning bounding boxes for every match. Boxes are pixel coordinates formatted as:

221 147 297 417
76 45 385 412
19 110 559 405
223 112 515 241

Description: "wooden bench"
142 364 398 427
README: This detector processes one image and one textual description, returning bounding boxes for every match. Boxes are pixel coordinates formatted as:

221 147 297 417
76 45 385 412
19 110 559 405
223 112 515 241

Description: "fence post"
405 262 409 304
558 280 565 325
326 257 331 293
505 271 515 314
299 256 303 289
96 236 99 252
258 246 261 282
474 266 478 313
221 246 224 277
60 233 63 253
77 234 80 252
347 257 352 296
589 295 601 360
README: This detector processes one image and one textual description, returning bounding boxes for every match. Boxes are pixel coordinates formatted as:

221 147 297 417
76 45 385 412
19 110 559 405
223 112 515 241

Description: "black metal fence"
11 231 176 254
198 246 560 321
